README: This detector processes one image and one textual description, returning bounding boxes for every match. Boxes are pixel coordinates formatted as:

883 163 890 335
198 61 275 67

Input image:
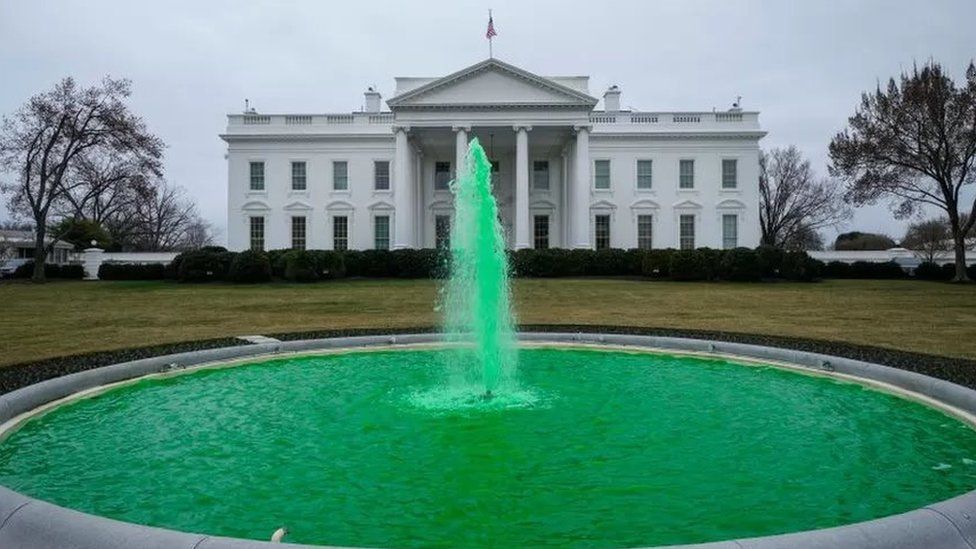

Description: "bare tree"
759 146 851 249
829 60 976 282
902 218 952 263
128 182 212 251
0 77 163 281
59 148 155 226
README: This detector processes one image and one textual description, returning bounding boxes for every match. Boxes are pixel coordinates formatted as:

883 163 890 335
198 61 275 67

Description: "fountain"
441 137 517 397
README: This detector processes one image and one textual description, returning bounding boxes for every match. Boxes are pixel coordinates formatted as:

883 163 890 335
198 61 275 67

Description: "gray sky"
2 0 974 245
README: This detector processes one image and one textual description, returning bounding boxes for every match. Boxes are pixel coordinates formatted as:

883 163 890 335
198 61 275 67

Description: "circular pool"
2 336 976 548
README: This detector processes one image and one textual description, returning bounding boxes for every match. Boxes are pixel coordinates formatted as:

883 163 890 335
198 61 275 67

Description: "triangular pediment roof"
387 58 598 109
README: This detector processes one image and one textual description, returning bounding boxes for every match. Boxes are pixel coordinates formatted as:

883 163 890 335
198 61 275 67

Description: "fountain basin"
2 333 976 549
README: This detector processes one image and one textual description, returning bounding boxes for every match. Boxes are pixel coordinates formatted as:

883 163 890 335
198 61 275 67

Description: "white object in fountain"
270 527 288 543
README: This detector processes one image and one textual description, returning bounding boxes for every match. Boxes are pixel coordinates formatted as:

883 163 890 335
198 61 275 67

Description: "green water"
2 347 976 548
442 138 517 395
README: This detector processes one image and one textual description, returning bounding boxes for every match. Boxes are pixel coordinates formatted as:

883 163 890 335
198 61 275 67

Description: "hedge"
229 250 272 283
98 263 166 281
12 261 85 280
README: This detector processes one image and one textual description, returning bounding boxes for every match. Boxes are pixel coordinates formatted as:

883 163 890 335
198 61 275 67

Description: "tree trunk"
31 228 47 283
953 236 970 282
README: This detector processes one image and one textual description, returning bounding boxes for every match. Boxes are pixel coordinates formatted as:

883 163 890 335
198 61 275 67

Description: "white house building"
222 58 765 252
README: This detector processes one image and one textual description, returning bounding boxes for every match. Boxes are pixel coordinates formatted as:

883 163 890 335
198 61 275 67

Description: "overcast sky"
2 0 974 245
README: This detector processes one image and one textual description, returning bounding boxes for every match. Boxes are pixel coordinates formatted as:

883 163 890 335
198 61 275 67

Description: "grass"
0 278 974 367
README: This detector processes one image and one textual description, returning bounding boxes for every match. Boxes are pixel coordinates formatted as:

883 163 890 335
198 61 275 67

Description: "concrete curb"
2 332 975 549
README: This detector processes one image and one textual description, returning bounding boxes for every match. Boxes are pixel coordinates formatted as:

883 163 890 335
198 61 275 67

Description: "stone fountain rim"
0 332 975 549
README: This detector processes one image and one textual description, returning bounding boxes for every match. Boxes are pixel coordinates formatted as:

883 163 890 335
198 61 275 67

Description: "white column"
393 125 413 249
572 125 591 249
82 247 104 280
514 124 532 249
453 124 470 179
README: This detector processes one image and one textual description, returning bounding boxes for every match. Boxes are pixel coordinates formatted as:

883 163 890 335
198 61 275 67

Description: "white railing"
242 115 271 125
229 112 397 129
285 115 312 125
587 111 760 129
673 114 701 123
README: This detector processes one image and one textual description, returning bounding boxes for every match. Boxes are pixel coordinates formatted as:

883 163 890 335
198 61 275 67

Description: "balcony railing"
233 112 396 127
588 111 759 129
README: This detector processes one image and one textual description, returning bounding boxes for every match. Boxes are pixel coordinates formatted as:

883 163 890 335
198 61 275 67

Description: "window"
594 214 611 250
637 214 653 250
533 215 550 249
434 161 451 191
637 160 653 189
249 216 265 251
333 161 348 191
594 160 611 190
333 216 348 251
374 161 390 190
374 215 390 250
679 214 695 250
722 214 738 249
291 216 307 250
722 159 738 189
490 160 500 173
533 161 550 190
249 161 265 191
435 215 451 250
679 159 695 189
291 161 307 191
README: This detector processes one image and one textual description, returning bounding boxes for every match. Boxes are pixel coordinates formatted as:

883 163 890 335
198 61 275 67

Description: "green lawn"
0 278 974 367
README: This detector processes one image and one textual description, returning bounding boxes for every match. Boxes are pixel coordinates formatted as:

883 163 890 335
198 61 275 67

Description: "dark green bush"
98 263 166 280
823 261 852 278
390 249 442 278
756 246 785 278
696 248 723 281
176 249 235 282
306 250 347 279
719 248 762 282
229 250 272 283
265 248 293 278
283 251 318 282
845 261 906 279
969 263 976 280
780 251 822 282
640 249 674 278
12 261 84 279
669 250 707 281
914 262 947 280
941 263 958 281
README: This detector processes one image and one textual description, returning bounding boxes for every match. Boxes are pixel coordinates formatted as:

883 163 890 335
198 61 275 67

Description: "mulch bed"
2 326 974 395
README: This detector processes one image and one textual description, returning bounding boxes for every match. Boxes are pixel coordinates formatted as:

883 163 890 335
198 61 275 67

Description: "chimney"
603 85 621 112
364 87 382 113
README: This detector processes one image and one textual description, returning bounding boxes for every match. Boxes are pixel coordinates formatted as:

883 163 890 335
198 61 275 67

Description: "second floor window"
374 161 390 190
249 216 265 251
679 214 696 250
435 161 451 191
291 161 307 191
291 216 307 250
637 160 653 189
637 214 653 250
249 161 265 191
594 160 611 190
679 159 695 189
333 216 348 251
374 215 390 250
722 159 738 189
594 214 611 250
333 161 348 191
534 214 550 249
435 215 451 250
533 160 550 190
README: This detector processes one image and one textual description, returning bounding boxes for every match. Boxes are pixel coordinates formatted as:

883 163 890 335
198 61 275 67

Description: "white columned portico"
514 124 532 249
572 125 591 248
393 125 413 249
453 124 470 178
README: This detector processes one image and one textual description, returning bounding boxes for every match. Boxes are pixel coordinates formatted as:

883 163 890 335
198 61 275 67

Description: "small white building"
0 229 73 274
222 58 765 252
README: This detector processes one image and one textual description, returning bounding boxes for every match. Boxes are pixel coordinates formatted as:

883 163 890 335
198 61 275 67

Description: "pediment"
368 200 395 212
716 199 747 209
589 200 617 210
673 199 703 209
241 200 271 211
630 199 660 210
283 200 313 211
428 200 454 211
388 58 597 109
530 199 557 210
326 200 355 211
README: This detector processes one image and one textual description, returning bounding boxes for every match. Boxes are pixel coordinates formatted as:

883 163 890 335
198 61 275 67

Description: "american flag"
486 13 497 40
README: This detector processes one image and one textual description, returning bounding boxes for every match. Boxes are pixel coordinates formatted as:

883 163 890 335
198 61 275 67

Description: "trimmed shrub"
780 251 822 282
283 251 318 282
941 263 958 281
669 250 707 281
229 250 272 283
98 263 166 281
640 249 674 278
719 248 762 282
756 245 785 278
695 248 723 281
846 261 906 279
969 263 976 280
391 248 441 278
914 261 947 280
823 261 852 279
176 249 235 282
12 261 85 279
306 250 347 279
266 248 293 278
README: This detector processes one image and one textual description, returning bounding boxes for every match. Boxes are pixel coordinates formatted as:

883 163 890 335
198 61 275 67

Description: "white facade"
222 59 765 252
